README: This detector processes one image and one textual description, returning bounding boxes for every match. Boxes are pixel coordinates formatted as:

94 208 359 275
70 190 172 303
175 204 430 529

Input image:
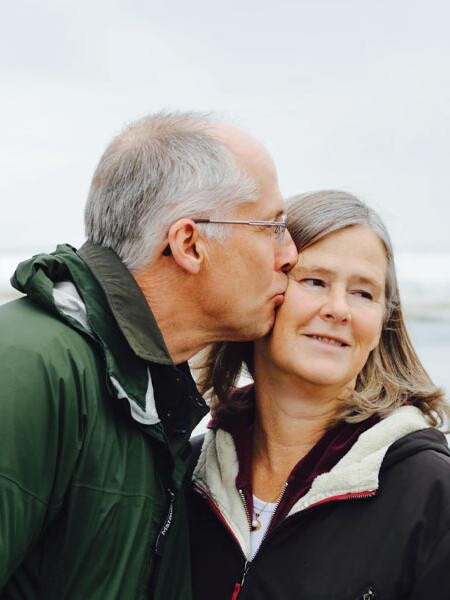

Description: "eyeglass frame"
192 215 287 240
162 214 287 256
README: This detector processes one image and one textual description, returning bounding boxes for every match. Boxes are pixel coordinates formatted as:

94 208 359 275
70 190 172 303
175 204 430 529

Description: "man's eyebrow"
259 211 285 222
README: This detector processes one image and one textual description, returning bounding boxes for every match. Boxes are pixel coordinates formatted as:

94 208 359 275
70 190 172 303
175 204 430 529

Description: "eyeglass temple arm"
193 219 285 226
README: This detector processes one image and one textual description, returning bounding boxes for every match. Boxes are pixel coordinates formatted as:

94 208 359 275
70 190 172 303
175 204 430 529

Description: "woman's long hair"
198 190 448 428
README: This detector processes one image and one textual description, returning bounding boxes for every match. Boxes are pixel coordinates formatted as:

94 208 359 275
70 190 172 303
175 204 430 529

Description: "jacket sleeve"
0 343 85 588
409 527 450 599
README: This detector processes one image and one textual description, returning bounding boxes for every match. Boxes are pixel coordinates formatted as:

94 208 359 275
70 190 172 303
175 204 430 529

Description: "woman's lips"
304 334 350 348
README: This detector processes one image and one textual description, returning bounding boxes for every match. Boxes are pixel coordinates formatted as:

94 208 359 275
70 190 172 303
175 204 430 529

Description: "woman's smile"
303 333 350 348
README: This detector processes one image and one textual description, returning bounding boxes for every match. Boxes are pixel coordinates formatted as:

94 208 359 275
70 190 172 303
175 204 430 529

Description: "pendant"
251 518 261 531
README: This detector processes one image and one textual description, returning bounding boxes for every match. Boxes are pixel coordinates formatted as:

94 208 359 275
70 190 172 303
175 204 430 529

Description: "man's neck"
132 265 213 363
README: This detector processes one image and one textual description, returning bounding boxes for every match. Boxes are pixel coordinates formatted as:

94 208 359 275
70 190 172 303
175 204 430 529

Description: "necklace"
251 486 286 531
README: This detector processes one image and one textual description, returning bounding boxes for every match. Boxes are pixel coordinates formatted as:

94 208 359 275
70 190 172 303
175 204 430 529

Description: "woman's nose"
319 290 351 323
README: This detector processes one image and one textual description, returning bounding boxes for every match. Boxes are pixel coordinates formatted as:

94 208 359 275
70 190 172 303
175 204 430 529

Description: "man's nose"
275 229 298 272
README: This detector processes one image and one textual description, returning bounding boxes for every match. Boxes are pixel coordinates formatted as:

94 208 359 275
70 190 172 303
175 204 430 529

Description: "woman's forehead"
294 226 387 281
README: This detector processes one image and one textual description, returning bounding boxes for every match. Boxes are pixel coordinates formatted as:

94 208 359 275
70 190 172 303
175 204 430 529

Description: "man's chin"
249 311 276 340
223 307 277 342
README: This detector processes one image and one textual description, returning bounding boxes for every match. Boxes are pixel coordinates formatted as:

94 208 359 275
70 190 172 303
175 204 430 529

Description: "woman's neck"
251 376 344 500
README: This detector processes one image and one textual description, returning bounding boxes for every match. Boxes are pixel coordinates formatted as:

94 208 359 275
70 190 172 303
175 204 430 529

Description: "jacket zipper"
236 491 377 599
305 489 376 509
233 483 289 599
265 488 377 541
194 483 247 554
195 481 377 599
147 487 176 595
155 488 176 555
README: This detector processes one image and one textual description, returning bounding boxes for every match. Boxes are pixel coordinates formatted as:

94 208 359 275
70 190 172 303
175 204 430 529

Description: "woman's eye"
302 278 325 287
352 290 373 300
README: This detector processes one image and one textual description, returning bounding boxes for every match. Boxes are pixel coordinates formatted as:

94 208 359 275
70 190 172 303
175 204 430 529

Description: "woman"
187 190 450 600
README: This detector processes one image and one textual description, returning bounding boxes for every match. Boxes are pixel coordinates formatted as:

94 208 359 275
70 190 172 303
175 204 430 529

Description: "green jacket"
0 242 208 599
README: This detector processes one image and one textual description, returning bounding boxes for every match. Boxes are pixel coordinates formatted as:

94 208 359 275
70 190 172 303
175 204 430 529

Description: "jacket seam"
72 482 158 500
0 473 48 505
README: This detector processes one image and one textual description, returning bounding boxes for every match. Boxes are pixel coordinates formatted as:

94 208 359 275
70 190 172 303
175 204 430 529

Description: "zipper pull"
231 560 249 599
231 583 242 600
155 488 176 556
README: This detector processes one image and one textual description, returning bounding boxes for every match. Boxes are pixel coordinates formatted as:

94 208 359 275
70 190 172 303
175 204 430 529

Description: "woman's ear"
165 219 205 274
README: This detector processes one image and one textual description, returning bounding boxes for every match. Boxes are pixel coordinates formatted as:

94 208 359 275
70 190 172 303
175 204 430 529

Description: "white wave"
0 252 32 300
395 252 450 319
2 250 450 318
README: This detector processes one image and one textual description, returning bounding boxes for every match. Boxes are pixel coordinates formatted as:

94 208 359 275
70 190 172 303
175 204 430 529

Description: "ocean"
406 319 450 395
1 250 449 396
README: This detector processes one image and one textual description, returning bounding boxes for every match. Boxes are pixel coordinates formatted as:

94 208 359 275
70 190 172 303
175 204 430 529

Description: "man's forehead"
210 122 283 217
210 124 276 175
209 123 264 152
233 197 285 220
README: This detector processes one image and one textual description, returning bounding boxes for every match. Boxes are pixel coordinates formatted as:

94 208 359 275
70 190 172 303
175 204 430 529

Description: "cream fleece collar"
192 405 430 559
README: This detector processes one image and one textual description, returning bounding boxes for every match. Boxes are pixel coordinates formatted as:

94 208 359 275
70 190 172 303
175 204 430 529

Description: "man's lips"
272 293 285 307
303 333 351 347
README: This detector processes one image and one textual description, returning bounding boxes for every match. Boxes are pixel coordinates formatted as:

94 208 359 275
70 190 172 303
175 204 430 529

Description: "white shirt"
249 495 277 559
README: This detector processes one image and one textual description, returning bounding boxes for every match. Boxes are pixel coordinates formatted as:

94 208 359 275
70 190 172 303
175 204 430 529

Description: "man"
0 112 297 599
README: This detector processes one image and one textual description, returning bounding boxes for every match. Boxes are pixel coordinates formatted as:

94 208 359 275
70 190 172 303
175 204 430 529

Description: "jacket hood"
12 243 171 361
382 426 450 468
12 245 79 316
11 245 156 419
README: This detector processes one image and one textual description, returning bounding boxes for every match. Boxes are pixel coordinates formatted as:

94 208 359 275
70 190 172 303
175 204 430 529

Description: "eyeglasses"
162 214 287 256
192 215 287 240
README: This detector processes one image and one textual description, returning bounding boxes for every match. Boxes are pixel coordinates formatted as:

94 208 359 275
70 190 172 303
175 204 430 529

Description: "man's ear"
166 219 205 274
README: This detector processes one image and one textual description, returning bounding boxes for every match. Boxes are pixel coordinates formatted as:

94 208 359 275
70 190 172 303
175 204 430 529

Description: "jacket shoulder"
384 428 450 479
0 297 103 482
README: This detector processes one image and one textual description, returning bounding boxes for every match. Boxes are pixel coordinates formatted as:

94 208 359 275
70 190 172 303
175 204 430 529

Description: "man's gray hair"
85 111 258 270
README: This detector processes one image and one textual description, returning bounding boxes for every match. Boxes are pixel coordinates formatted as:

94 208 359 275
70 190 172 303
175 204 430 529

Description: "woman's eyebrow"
351 276 382 291
294 265 335 277
294 266 382 289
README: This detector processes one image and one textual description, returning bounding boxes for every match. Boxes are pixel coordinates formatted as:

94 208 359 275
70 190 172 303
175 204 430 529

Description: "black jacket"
187 406 450 600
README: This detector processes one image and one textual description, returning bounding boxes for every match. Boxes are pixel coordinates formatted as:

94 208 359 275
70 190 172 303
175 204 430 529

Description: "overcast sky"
2 0 450 254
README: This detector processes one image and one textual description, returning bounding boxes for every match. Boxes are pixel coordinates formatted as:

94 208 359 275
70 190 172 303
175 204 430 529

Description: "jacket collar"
78 241 172 365
289 405 430 514
68 243 208 445
193 405 431 559
11 244 209 442
208 387 378 525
